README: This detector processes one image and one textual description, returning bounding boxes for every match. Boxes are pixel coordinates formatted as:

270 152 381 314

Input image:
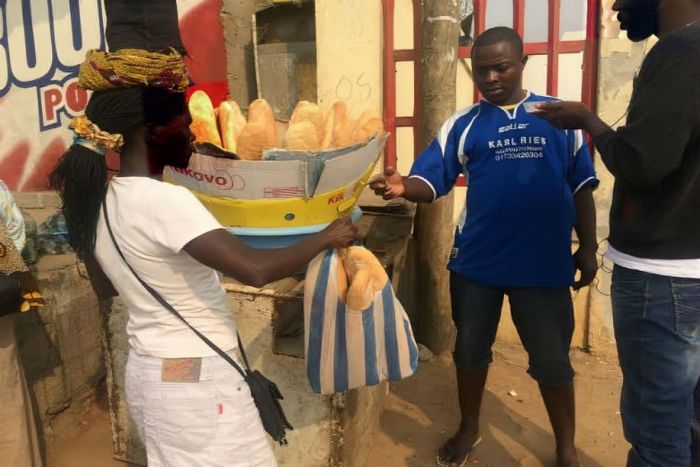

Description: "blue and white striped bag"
304 248 419 394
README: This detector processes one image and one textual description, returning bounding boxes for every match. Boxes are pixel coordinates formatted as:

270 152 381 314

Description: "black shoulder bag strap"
102 201 292 445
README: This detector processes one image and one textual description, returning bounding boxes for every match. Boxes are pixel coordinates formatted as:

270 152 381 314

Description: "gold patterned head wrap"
79 48 189 92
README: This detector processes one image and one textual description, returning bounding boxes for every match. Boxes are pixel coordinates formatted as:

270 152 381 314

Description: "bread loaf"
339 247 389 310
284 120 321 151
322 101 363 149
357 110 379 128
321 101 347 149
248 99 278 148
290 101 325 143
358 110 385 140
237 122 268 160
363 117 385 138
218 100 246 153
333 117 358 148
350 126 369 145
189 90 222 147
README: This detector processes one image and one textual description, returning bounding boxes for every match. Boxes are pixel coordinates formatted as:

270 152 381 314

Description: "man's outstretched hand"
533 101 593 129
370 167 405 200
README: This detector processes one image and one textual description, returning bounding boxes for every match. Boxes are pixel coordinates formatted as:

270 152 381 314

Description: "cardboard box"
164 135 386 200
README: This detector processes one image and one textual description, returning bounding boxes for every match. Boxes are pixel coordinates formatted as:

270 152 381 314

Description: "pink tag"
161 358 202 382
218 403 223 415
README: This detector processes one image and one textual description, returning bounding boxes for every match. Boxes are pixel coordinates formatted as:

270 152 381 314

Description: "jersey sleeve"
408 114 466 200
567 130 599 194
149 184 223 253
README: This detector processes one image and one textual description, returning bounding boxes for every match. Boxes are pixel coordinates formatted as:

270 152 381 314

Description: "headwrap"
79 48 189 93
69 115 124 155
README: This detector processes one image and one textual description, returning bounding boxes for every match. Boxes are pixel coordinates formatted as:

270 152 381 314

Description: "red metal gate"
382 0 600 170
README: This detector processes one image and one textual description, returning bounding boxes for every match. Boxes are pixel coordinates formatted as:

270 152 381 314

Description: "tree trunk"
415 0 459 355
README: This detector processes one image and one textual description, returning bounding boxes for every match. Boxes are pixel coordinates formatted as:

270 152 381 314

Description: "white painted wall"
315 0 383 116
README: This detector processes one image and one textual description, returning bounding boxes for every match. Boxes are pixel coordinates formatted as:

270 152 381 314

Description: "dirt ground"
47 341 626 467
366 341 627 467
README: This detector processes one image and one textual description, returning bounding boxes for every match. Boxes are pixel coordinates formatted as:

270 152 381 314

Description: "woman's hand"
320 217 359 249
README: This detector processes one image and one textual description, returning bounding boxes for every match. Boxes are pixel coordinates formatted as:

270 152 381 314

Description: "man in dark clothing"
694 383 700 465
535 0 700 465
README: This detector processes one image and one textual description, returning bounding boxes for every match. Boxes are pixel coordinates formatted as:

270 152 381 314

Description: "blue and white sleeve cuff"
573 176 599 195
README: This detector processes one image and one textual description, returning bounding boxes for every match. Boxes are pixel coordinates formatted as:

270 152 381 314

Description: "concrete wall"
221 0 259 104
12 193 105 451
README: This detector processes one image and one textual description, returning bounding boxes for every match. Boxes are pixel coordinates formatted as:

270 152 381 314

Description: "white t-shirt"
94 177 237 358
606 246 700 279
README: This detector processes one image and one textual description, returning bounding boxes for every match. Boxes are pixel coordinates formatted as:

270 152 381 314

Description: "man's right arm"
370 167 435 203
372 115 466 203
538 41 697 187
402 177 436 203
591 47 696 186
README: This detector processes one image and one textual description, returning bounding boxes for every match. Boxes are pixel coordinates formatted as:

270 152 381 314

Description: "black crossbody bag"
102 202 292 445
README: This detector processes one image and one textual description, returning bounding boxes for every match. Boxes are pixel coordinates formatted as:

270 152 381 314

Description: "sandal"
435 436 482 467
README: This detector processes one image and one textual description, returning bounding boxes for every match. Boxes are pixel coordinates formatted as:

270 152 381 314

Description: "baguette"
188 90 222 147
248 99 278 148
218 100 246 153
290 101 325 143
339 247 389 310
321 101 348 149
237 122 268 160
284 120 321 151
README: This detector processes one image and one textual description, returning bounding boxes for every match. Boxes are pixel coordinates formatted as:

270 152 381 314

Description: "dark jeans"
450 273 575 386
693 380 700 466
612 265 700 467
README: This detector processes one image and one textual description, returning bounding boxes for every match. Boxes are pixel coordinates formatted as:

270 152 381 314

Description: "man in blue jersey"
371 27 598 467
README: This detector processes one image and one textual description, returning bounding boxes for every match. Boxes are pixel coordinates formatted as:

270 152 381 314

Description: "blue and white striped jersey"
409 92 598 287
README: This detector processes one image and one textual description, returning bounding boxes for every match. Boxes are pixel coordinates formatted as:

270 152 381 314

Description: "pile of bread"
188 91 385 160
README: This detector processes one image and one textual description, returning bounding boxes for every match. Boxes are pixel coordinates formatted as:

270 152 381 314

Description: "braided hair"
49 87 186 260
